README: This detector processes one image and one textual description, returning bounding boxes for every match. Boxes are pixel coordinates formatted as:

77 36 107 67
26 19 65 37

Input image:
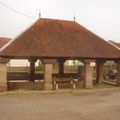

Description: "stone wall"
7 81 84 90
7 81 44 90
0 62 7 91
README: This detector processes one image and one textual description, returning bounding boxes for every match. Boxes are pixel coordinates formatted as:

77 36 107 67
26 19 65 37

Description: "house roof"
0 37 10 49
117 43 120 48
0 18 120 59
109 40 120 49
0 37 10 63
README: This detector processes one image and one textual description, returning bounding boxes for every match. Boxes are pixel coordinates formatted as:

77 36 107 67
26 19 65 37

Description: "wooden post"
29 58 37 82
96 60 104 84
78 60 85 80
58 59 65 77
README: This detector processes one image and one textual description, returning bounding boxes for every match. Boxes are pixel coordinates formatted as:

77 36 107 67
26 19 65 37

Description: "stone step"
102 80 116 86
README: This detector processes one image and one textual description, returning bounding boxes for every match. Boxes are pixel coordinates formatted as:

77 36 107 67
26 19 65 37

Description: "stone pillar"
84 60 93 89
0 59 8 92
58 59 65 77
44 63 53 90
42 59 57 90
116 61 120 86
96 60 104 84
29 59 37 82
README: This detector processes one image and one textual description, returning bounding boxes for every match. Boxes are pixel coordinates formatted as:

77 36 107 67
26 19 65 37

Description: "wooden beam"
29 58 37 82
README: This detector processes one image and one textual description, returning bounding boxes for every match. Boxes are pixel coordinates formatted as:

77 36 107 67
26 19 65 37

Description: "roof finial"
74 11 76 22
39 10 41 18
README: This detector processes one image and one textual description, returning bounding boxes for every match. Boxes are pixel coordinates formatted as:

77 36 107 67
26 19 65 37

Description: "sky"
0 0 120 42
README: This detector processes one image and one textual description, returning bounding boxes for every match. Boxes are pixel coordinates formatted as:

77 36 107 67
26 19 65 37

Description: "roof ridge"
40 18 75 22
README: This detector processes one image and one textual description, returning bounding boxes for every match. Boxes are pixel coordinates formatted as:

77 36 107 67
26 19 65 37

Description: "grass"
0 89 74 96
0 84 119 96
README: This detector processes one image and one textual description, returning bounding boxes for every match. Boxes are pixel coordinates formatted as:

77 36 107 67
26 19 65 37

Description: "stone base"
0 85 7 92
44 84 53 90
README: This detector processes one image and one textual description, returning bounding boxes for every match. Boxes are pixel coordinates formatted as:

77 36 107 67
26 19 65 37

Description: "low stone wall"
7 72 44 80
7 81 44 90
7 80 84 90
7 72 79 81
7 71 83 90
0 85 7 92
7 72 30 80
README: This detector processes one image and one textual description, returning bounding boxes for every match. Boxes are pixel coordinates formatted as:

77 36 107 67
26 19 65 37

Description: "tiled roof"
0 37 10 49
0 18 120 59
0 38 10 63
109 40 120 49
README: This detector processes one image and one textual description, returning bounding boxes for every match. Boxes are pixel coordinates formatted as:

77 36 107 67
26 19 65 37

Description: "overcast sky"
0 0 120 42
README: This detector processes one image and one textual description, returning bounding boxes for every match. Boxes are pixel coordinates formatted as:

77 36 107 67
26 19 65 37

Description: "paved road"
0 89 120 120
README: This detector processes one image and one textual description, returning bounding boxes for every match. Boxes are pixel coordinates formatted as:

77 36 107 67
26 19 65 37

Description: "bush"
36 64 44 71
